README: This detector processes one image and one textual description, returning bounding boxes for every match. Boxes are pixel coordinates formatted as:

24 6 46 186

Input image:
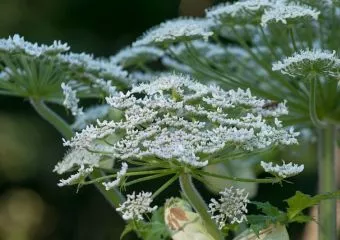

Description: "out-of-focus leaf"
233 224 289 240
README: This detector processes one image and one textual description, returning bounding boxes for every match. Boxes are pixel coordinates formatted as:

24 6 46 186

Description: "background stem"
179 173 222 240
318 125 337 240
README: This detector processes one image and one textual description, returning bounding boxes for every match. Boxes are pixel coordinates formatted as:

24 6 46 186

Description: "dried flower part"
272 49 339 77
61 82 83 116
206 0 275 25
102 162 128 190
116 191 157 221
164 198 215 240
260 161 304 178
132 18 213 47
261 3 320 26
110 46 164 67
208 187 249 229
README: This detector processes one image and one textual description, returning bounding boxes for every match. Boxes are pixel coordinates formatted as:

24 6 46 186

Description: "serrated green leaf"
285 191 340 221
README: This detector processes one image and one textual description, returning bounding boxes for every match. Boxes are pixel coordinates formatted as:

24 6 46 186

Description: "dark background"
0 0 317 239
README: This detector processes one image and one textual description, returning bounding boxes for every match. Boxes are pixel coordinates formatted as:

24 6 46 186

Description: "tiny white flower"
116 191 157 221
111 46 164 67
208 187 249 230
133 18 213 47
57 165 94 187
260 161 304 178
102 162 128 190
61 82 83 116
261 3 320 26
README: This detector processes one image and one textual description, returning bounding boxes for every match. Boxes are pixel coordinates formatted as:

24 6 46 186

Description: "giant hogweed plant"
1 1 340 240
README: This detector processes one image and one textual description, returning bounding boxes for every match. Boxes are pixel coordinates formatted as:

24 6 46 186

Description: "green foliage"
120 207 171 240
248 191 340 235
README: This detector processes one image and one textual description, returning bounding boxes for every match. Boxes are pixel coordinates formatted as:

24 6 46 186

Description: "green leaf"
233 224 289 240
247 202 287 235
120 222 134 240
140 207 171 240
285 191 340 221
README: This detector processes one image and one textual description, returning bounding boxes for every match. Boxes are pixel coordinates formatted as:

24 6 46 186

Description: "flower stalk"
317 125 337 240
179 173 223 240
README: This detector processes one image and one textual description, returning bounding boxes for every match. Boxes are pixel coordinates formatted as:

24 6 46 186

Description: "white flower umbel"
62 73 299 170
208 187 249 230
133 18 213 47
272 49 339 77
206 0 274 25
260 161 304 178
111 46 164 67
261 3 320 26
0 34 69 56
61 82 83 116
103 162 128 190
116 191 157 221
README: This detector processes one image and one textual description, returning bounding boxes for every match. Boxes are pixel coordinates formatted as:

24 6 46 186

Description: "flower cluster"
208 187 249 229
59 73 298 176
0 34 128 103
102 162 128 190
61 82 83 116
260 161 304 178
133 18 213 47
272 49 340 78
116 191 157 221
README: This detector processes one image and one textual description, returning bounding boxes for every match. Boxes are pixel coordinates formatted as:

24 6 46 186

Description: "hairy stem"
318 126 337 240
179 173 223 240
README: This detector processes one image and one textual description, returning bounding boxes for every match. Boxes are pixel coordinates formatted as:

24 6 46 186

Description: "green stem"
30 99 73 139
288 27 298 52
29 99 126 211
318 126 337 240
197 170 281 184
179 173 223 240
91 169 125 208
152 174 179 199
309 78 326 128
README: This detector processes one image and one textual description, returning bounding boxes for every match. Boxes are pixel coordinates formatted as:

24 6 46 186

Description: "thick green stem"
318 126 337 240
309 78 326 128
179 173 223 240
30 99 73 139
29 99 125 210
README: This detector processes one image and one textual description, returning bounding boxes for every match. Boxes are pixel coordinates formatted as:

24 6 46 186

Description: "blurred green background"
0 0 318 239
